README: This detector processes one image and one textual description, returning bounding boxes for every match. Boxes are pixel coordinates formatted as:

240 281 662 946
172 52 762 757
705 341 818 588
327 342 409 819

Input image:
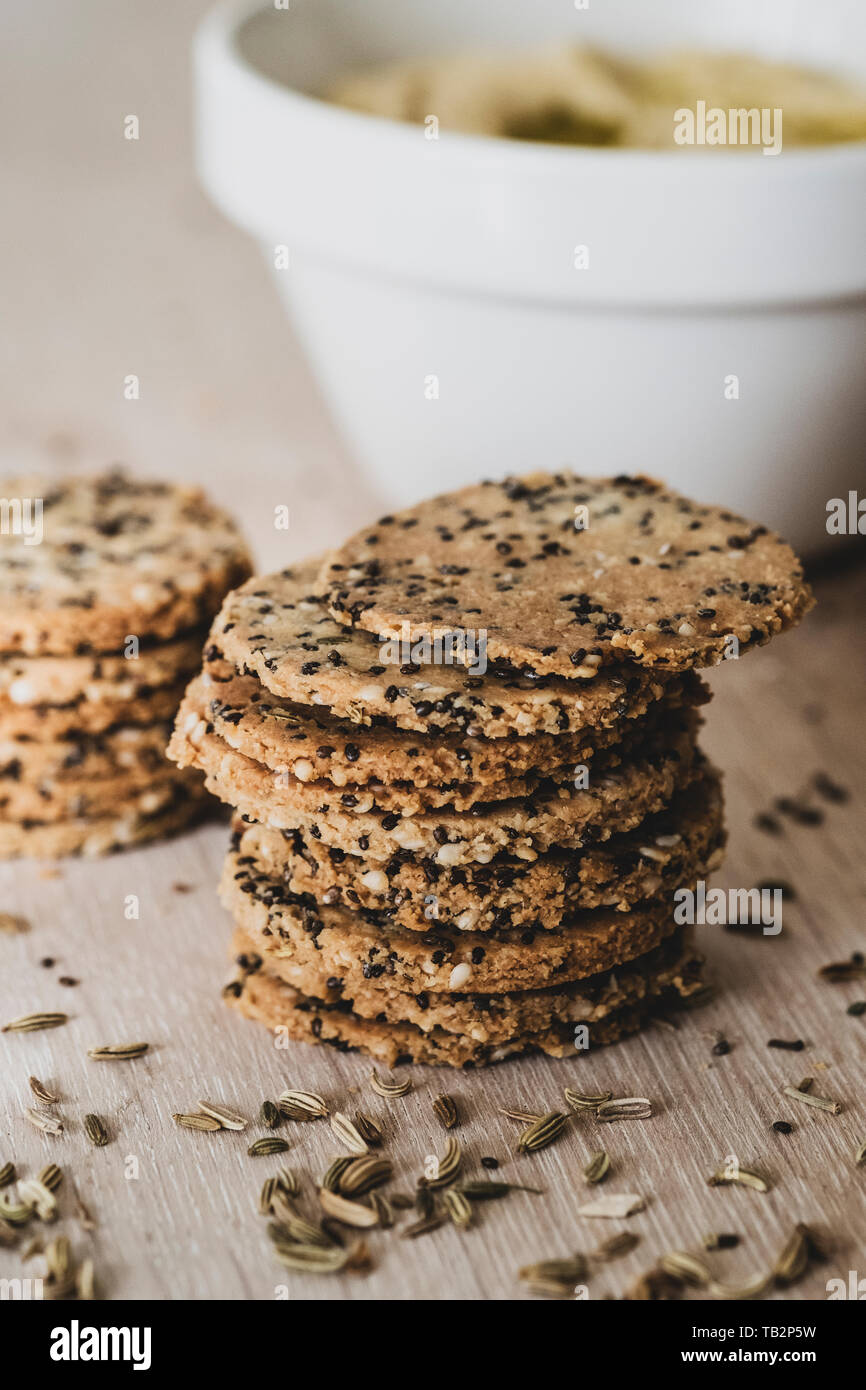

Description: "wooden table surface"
0 562 863 1301
1 0 864 1302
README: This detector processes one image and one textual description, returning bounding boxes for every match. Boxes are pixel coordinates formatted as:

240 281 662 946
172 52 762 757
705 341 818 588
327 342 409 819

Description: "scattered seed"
370 1191 394 1228
330 1112 369 1156
443 1188 472 1229
520 1276 578 1299
173 1112 221 1132
270 1212 331 1248
818 960 865 983
660 1250 712 1287
44 1233 70 1280
87 1043 149 1060
322 1156 354 1192
583 1150 610 1184
248 1137 289 1157
84 1114 110 1148
578 1193 645 1219
773 1225 810 1286
782 1084 842 1114
702 1232 740 1251
76 1259 96 1301
753 812 782 836
259 1176 278 1214
519 1254 587 1298
564 1088 613 1113
400 1212 447 1240
271 1243 349 1274
318 1187 379 1228
2 1012 67 1033
278 1089 328 1119
458 1181 544 1201
481 1156 499 1170
26 1107 63 1135
706 1272 771 1301
772 1120 794 1134
846 1001 866 1016
338 1157 392 1197
426 1136 462 1189
712 1039 731 1056
353 1112 383 1147
0 1194 34 1225
198 1099 248 1131
517 1111 568 1153
595 1231 640 1261
29 1077 59 1105
369 1070 412 1099
414 1182 433 1220
812 772 848 803
708 1165 771 1193
432 1094 458 1130
597 1097 653 1123
499 1105 542 1123
38 1164 62 1191
259 1100 280 1130
276 1167 300 1197
768 1038 805 1051
18 1178 58 1221
73 1190 95 1231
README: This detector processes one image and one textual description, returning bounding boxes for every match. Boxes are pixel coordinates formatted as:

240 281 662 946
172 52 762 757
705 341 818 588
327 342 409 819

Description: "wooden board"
1 563 864 1301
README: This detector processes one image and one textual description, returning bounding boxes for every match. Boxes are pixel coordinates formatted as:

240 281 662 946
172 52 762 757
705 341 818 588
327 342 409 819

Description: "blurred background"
0 0 376 572
2 0 864 563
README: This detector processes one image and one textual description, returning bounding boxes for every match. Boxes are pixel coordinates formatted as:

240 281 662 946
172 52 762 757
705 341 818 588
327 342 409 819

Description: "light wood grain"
1 563 864 1301
1 0 864 1302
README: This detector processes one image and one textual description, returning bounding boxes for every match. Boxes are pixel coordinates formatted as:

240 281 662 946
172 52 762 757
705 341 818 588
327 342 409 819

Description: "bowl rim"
202 0 866 173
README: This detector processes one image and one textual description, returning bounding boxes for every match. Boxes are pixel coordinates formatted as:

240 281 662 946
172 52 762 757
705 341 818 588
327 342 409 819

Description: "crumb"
0 913 30 935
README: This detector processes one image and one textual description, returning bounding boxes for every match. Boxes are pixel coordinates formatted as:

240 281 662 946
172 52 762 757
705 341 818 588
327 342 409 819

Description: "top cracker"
322 473 813 676
0 470 251 655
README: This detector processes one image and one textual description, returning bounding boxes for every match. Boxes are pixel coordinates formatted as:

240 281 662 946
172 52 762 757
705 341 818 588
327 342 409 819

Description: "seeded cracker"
232 768 725 932
226 927 704 1068
321 472 813 676
219 844 685 994
0 470 251 655
178 657 705 791
206 559 679 738
0 783 208 858
174 705 703 862
228 915 701 1043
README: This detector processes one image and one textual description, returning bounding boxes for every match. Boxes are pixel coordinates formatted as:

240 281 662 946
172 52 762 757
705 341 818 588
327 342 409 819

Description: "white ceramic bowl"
195 0 866 551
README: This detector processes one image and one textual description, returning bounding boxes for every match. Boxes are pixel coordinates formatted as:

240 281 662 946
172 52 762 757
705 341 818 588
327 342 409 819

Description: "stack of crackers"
0 471 250 858
170 473 812 1068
